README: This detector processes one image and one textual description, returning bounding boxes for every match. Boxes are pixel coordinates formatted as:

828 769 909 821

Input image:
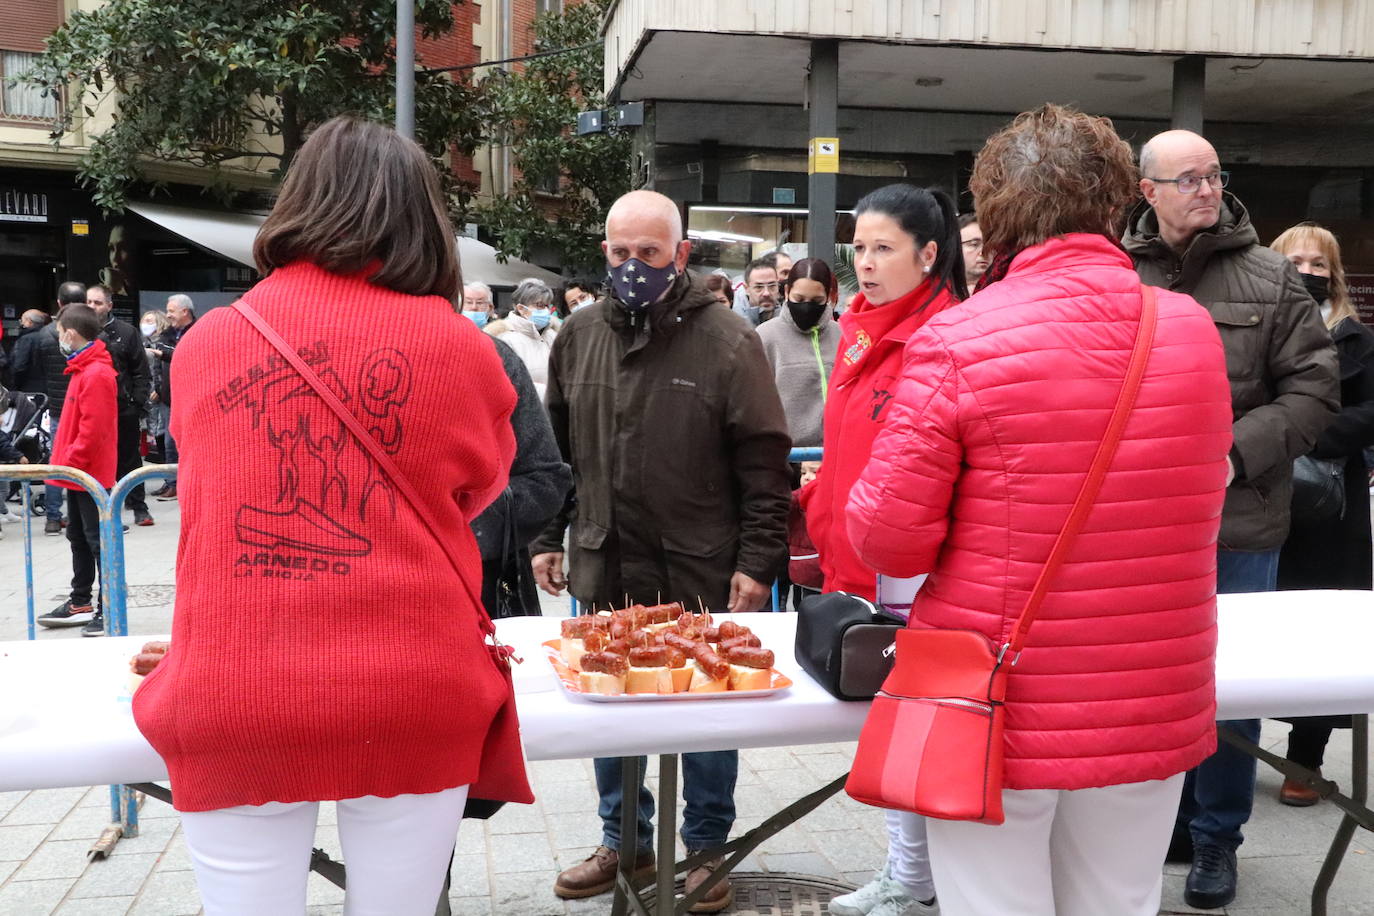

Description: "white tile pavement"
3 491 1374 913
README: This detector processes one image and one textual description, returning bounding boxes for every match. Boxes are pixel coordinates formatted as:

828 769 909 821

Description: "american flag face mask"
607 258 678 313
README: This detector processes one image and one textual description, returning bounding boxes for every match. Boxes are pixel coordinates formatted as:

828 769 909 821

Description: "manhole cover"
643 872 855 915
127 585 176 607
55 585 177 607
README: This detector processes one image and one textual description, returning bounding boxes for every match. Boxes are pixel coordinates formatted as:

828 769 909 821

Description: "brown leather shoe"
553 845 655 899
1281 775 1321 807
684 855 733 913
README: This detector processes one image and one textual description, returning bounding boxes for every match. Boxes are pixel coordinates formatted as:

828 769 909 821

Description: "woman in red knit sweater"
132 117 530 915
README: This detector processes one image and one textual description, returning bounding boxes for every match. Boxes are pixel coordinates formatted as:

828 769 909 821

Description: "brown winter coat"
1123 193 1339 551
533 271 792 609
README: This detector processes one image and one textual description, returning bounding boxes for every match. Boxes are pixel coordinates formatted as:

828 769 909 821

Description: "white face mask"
140 323 157 338
573 297 595 311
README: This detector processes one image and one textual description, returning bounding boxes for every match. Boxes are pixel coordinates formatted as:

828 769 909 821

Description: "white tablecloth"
2 591 1373 793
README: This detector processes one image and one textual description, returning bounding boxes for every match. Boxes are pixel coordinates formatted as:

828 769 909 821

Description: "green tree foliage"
473 0 632 270
19 0 631 271
22 0 484 212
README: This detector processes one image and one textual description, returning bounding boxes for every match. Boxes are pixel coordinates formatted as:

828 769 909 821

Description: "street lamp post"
396 0 415 139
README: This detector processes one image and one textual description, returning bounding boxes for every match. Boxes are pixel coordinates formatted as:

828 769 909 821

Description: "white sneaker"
829 867 893 916
867 880 940 916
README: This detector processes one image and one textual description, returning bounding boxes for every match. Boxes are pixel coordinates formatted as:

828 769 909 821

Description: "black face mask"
1301 272 1330 305
787 300 827 331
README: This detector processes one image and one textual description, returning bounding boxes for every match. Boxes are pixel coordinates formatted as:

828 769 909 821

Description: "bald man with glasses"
1124 129 1339 910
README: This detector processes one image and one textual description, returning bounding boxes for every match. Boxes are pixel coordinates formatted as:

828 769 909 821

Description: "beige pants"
926 773 1185 916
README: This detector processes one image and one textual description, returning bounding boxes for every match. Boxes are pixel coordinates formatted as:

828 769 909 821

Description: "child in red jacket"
37 304 118 636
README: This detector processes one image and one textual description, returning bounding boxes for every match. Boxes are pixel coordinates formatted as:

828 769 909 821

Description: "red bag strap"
231 300 498 640
1001 285 1159 663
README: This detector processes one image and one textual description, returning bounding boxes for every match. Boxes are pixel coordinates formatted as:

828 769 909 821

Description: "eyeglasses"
961 238 982 249
1145 171 1230 195
749 283 780 293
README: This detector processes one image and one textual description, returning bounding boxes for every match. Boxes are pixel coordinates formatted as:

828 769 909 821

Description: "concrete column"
632 102 656 190
1171 55 1206 134
807 39 839 262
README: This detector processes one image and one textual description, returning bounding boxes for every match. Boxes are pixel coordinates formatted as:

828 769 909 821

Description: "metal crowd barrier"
2 462 176 839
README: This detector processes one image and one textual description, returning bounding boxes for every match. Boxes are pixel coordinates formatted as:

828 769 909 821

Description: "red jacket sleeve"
845 327 963 577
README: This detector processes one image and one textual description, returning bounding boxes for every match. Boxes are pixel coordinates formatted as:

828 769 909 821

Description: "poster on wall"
1348 274 1374 327
66 217 140 324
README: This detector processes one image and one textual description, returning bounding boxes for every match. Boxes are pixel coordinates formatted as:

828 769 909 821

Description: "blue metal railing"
3 462 176 838
2 466 110 640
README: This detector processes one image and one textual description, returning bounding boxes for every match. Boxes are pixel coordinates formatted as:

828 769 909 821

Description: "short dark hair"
854 184 968 305
57 282 86 306
958 212 979 230
703 273 734 296
86 284 111 302
743 258 777 285
57 304 101 342
254 116 462 301
783 258 836 301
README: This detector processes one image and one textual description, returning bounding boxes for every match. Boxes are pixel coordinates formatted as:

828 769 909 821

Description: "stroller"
2 388 52 515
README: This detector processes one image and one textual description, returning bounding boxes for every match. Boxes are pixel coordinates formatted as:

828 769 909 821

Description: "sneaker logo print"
216 344 415 579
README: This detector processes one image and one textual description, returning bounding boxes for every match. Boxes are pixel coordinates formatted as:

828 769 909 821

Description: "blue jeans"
164 428 179 485
44 482 63 521
595 751 738 854
1179 548 1279 851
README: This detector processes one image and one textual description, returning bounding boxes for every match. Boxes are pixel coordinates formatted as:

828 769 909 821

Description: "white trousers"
885 808 937 901
179 785 469 916
925 774 1184 916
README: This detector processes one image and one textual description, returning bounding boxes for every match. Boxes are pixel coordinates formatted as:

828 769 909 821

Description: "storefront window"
2 51 60 121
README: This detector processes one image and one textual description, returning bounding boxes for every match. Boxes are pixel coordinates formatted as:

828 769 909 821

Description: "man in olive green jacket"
1124 129 1339 911
533 190 791 912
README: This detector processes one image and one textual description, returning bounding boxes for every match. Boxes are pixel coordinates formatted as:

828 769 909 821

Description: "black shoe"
156 485 178 501
38 600 95 628
1165 826 1194 864
149 484 170 498
1185 844 1237 909
44 518 63 536
81 613 106 637
133 507 154 527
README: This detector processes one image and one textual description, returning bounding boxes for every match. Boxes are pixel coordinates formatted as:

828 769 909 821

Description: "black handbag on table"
794 592 906 701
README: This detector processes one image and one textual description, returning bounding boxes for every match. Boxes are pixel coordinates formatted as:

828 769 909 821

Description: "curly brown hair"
969 104 1139 263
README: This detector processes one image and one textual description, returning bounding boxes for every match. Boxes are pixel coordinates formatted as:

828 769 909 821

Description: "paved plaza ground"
2 492 1374 914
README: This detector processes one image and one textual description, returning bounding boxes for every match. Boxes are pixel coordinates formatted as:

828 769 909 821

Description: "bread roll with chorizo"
724 646 775 691
579 651 629 695
626 646 674 694
689 645 730 693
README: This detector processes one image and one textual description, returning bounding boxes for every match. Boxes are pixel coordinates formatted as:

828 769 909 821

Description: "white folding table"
3 592 1373 915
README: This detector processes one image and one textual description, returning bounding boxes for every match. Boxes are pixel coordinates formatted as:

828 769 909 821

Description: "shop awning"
127 201 562 289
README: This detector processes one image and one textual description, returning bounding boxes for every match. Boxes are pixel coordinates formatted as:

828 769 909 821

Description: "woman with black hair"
800 183 965 916
562 278 600 316
756 257 841 448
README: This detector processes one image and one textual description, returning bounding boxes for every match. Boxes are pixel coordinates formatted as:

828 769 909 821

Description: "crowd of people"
2 101 1370 916
0 284 195 634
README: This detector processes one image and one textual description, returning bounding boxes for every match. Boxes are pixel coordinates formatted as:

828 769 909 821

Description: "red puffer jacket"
847 234 1233 790
800 280 959 599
